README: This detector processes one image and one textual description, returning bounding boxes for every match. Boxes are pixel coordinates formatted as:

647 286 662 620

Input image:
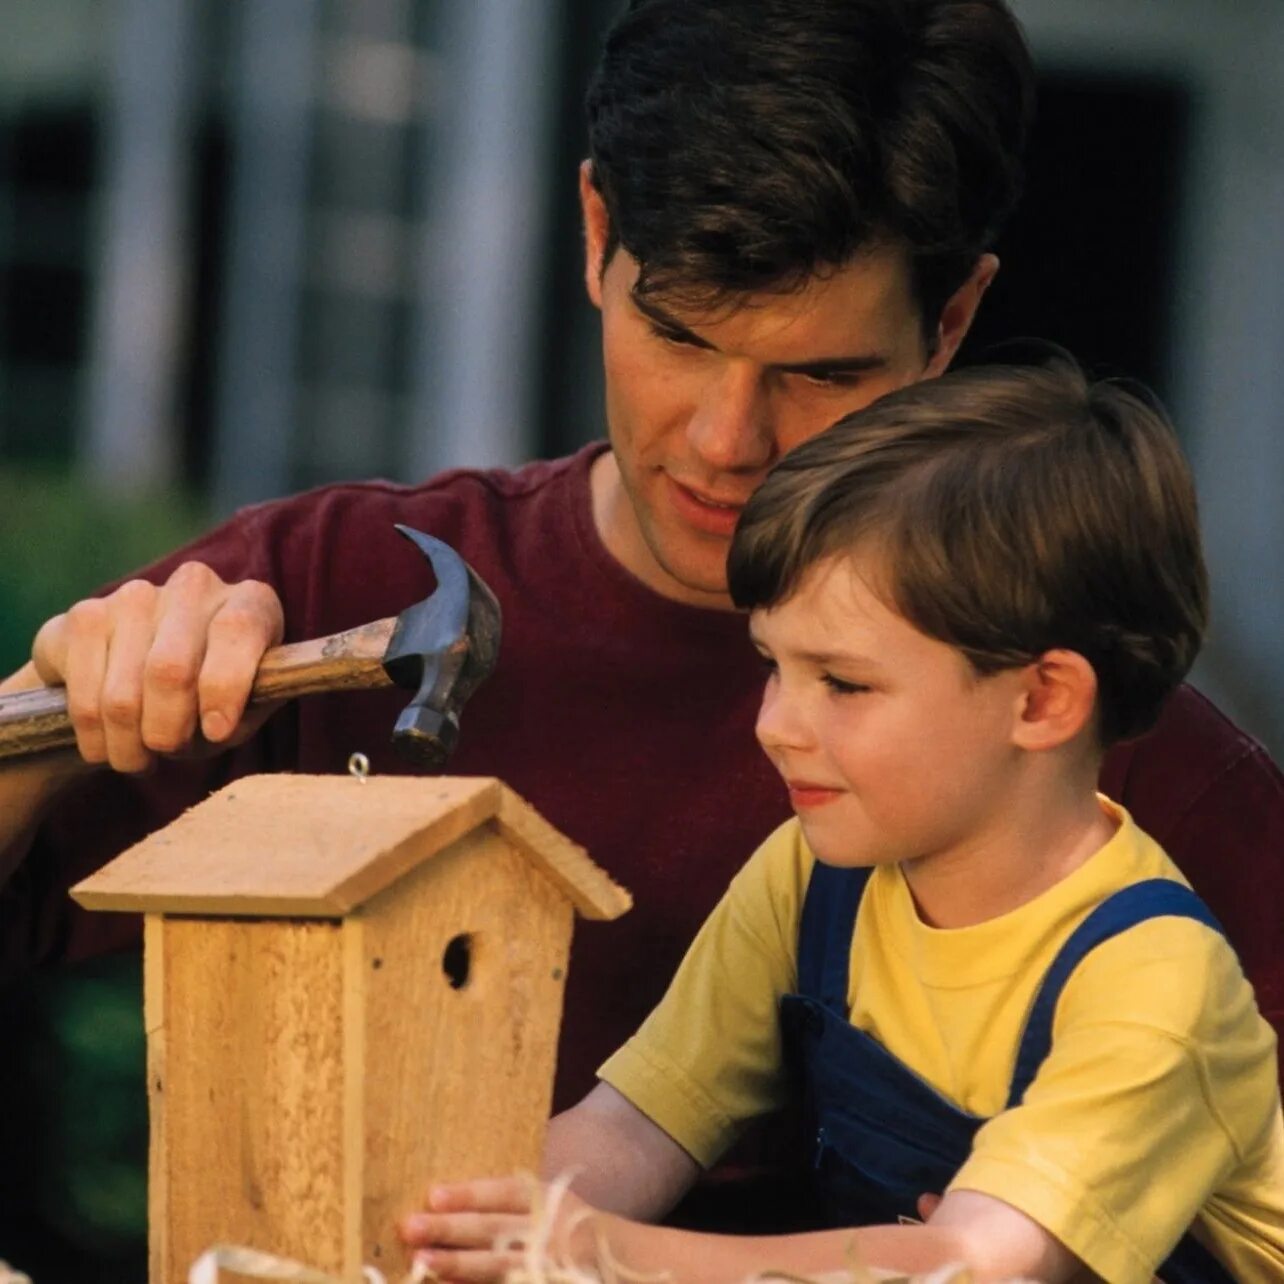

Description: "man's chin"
651 547 735 604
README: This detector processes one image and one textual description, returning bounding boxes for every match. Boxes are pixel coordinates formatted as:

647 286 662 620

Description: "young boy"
401 358 1284 1283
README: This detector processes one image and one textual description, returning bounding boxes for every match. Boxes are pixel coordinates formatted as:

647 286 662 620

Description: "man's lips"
786 781 844 809
665 475 750 537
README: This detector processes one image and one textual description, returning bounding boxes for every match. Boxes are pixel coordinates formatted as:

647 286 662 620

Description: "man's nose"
687 361 775 474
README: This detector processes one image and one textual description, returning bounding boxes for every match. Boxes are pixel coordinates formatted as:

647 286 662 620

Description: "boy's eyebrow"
632 295 892 377
794 648 885 670
747 626 883 671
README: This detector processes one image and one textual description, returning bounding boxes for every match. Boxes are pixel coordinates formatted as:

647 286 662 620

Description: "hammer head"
380 525 502 769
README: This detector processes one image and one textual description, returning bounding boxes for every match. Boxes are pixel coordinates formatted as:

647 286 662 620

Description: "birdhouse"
70 775 631 1284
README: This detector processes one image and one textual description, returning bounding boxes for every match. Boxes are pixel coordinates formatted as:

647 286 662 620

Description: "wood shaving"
0 1177 1028 1284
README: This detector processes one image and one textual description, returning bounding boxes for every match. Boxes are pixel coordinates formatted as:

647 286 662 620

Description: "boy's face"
580 173 996 608
750 554 1029 870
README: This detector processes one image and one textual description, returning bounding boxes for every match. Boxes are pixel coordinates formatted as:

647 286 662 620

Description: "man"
1 0 1280 1126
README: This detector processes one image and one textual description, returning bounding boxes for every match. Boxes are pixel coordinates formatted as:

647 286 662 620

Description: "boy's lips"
786 780 845 809
665 475 749 537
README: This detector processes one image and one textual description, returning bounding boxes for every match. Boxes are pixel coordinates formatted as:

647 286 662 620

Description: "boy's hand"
398 1175 594 1283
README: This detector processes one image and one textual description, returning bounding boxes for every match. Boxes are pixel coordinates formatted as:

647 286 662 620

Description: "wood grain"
152 916 349 1282
354 826 572 1273
72 776 631 923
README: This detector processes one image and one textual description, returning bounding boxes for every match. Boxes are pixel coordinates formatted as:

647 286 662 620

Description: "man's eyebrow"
775 353 890 378
632 294 891 376
632 295 717 350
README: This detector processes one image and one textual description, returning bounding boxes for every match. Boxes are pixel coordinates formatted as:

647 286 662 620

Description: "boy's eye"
823 673 869 695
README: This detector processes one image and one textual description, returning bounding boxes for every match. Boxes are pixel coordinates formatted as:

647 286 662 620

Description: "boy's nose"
686 361 775 474
755 680 812 753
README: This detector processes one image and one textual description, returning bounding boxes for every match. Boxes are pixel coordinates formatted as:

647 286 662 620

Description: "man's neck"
588 451 736 611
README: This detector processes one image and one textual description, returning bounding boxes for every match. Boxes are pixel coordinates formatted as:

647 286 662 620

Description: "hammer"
0 526 501 771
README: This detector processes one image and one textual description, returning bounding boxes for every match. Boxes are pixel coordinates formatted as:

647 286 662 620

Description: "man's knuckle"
66 695 103 733
112 578 157 610
210 602 266 639
100 690 141 729
144 650 198 694
66 597 109 635
167 560 219 593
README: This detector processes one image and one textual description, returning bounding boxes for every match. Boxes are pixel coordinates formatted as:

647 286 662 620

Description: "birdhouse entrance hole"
443 933 472 989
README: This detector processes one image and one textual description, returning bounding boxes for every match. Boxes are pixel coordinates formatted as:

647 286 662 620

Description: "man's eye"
801 370 863 390
649 322 699 348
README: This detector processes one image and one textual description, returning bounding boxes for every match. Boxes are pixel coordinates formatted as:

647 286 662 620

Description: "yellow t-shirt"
599 801 1284 1284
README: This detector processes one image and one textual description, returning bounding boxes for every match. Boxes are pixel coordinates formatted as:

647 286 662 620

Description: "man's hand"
28 562 285 773
398 1175 596 1283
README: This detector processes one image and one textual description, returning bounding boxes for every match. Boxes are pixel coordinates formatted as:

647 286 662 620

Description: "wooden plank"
354 825 572 1274
71 776 631 925
495 789 632 922
155 916 351 1281
71 776 502 916
144 914 168 1284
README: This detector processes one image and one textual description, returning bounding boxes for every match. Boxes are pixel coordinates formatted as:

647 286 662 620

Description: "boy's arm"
541 1081 700 1220
593 1187 1087 1282
400 1177 1088 1283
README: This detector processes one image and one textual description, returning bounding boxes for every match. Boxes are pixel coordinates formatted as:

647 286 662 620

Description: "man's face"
581 174 994 609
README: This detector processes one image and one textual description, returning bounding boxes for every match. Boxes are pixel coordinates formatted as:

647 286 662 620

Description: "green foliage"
39 959 150 1252
0 466 206 674
0 468 205 1278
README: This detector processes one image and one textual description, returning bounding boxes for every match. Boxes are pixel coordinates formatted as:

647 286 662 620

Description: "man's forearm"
0 753 96 890
0 663 96 890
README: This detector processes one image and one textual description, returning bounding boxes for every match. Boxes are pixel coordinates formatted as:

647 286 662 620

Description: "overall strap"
1007 879 1226 1109
797 861 874 1013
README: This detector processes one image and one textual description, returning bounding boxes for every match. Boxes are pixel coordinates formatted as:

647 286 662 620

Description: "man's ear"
1010 649 1099 753
924 252 999 376
579 159 610 310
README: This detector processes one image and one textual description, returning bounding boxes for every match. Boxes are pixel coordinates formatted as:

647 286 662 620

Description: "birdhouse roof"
70 775 631 921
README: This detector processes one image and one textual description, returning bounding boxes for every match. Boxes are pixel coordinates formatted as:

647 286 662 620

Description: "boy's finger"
398 1211 524 1248
414 1247 522 1283
425 1175 534 1213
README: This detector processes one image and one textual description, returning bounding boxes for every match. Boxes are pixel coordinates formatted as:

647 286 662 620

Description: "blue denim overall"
779 863 1238 1283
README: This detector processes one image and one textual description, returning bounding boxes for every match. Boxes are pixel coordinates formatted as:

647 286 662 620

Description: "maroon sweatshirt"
4 444 1282 1099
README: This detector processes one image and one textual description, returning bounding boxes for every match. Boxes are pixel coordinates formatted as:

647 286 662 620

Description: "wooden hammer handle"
0 616 399 762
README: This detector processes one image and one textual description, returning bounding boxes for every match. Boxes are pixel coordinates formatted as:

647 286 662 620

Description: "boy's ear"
1010 649 1099 752
579 159 609 310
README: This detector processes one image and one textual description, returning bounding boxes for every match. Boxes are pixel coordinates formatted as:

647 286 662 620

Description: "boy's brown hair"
727 354 1208 745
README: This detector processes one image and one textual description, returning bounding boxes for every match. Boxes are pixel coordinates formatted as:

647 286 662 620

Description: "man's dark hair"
727 355 1209 746
585 0 1035 344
